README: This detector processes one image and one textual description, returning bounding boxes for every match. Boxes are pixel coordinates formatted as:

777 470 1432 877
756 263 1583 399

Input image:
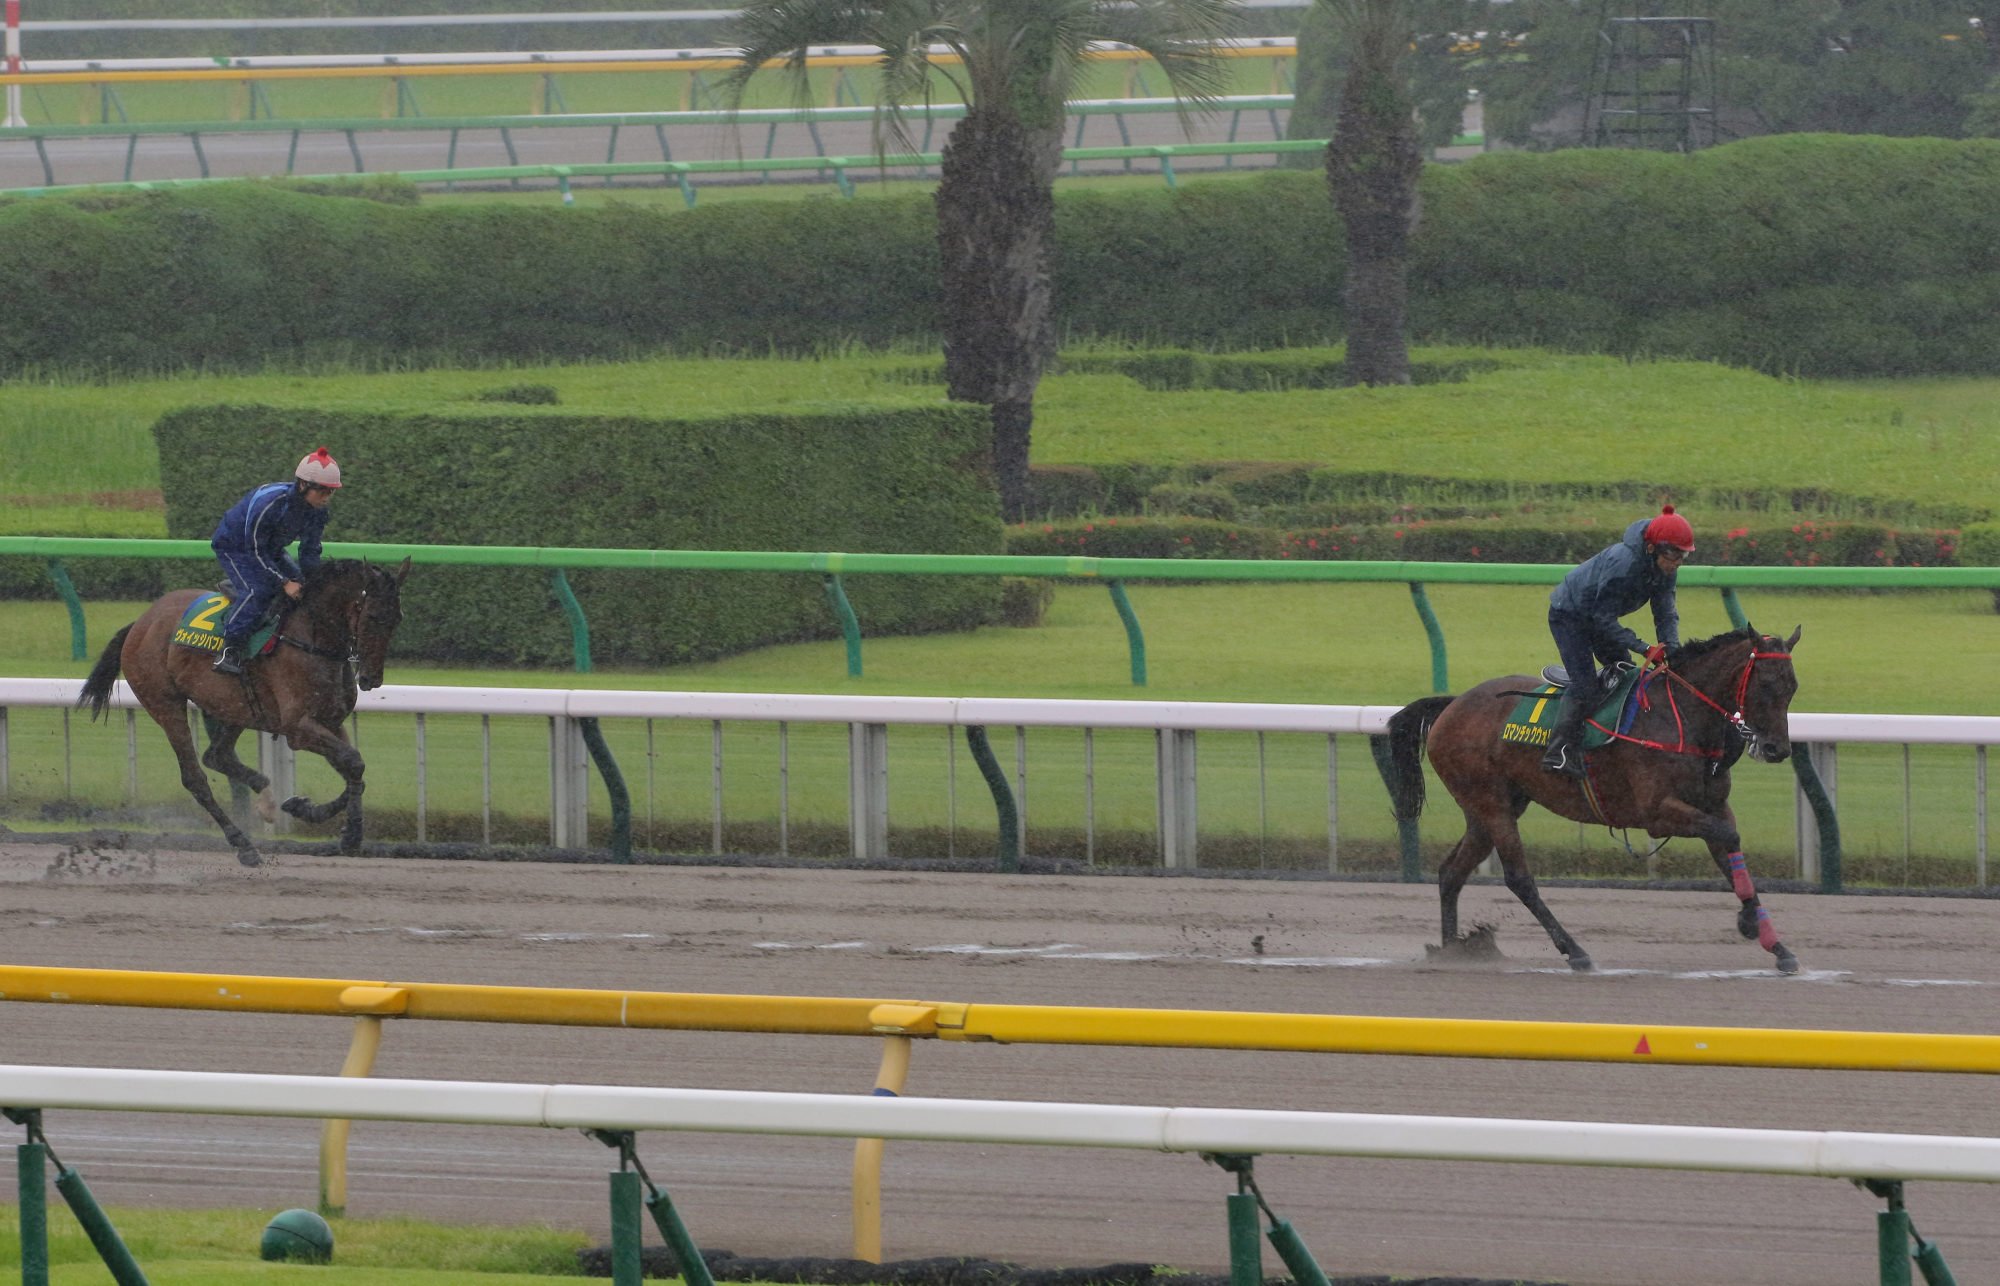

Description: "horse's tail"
77 624 133 722
1380 695 1455 823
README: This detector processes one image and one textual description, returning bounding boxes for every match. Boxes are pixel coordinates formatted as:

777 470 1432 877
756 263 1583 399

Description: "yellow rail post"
317 985 407 1217
851 1035 912 1262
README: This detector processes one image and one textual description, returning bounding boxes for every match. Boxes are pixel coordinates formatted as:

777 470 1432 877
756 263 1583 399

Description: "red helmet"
1644 504 1693 551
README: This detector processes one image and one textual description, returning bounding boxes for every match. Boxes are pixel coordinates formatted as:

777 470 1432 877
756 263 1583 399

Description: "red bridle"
1593 644 1791 759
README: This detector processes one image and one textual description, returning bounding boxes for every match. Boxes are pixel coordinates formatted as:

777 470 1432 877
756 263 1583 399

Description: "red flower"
1728 527 1749 539
1306 538 1318 549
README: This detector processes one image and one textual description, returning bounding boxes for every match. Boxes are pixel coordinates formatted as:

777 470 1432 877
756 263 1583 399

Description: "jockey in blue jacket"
1539 505 1693 778
209 448 341 675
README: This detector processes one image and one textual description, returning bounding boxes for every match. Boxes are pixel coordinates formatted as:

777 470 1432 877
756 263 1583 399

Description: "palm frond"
721 0 886 110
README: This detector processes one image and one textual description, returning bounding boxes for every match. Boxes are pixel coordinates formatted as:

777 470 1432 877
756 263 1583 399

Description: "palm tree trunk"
1343 255 1410 385
936 107 1063 520
1326 0 1422 388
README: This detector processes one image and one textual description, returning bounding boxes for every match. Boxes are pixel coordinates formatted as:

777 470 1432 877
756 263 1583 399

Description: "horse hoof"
237 848 262 868
1773 946 1801 975
280 795 309 818
1568 954 1595 973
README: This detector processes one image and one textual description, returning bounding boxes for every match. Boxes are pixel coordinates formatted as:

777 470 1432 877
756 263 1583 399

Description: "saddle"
1502 665 1647 752
169 590 286 659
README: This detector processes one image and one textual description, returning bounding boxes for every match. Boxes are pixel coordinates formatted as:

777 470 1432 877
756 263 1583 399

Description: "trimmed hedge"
153 403 1003 666
1006 516 1965 569
8 135 2000 376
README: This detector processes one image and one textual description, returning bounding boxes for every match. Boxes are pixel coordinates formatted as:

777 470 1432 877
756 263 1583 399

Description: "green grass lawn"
1 1204 591 1281
7 347 2000 530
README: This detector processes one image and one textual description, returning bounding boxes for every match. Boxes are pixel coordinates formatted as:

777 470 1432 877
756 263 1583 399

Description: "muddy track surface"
3 835 1999 1286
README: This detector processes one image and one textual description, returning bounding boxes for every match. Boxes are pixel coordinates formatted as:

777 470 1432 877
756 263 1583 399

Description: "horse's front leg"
1652 798 1799 975
200 721 279 824
282 716 366 855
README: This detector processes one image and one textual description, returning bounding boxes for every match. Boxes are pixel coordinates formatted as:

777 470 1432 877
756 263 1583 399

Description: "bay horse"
77 558 410 867
1383 623 1804 975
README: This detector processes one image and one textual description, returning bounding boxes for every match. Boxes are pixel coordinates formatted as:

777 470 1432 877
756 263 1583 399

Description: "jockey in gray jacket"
1540 505 1693 777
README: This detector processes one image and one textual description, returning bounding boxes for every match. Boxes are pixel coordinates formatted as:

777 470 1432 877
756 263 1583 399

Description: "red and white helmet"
1644 504 1694 552
295 447 342 489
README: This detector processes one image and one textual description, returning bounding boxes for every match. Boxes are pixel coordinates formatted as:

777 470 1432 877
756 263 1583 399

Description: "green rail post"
46 559 86 661
821 573 863 677
1106 579 1147 686
1914 1234 1959 1286
964 726 1020 872
1408 581 1449 694
1721 588 1842 890
550 570 631 861
9 1108 51 1286
1879 1207 1914 1285
608 1167 643 1286
645 1187 718 1286
1226 1189 1261 1286
1266 1216 1334 1286
54 1167 149 1285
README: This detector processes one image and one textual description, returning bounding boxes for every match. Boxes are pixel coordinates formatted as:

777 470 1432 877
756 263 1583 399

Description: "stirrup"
213 646 246 676
1540 742 1586 779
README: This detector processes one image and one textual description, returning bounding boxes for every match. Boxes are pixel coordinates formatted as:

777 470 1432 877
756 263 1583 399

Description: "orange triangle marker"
1634 1036 1652 1055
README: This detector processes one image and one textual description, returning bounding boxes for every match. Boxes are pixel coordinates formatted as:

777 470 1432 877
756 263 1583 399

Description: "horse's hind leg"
1488 815 1593 972
145 698 261 867
1437 817 1493 947
200 722 278 824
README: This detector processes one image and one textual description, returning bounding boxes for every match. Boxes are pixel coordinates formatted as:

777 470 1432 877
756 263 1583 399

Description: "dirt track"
4 836 1999 1286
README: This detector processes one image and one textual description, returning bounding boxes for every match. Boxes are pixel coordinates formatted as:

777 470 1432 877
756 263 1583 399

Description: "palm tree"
724 0 1237 519
1324 0 1422 386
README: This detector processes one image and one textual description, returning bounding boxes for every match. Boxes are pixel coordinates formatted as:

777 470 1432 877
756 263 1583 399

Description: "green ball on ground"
260 1208 334 1264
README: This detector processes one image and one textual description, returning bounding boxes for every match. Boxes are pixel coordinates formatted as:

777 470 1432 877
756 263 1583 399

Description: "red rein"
1593 648 1791 760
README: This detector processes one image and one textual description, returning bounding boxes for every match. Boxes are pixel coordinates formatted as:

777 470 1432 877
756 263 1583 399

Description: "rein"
1592 645 1791 761
276 578 370 670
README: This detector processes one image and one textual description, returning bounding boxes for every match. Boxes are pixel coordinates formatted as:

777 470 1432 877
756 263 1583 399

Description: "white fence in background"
5 1062 1999 1183
0 678 1992 878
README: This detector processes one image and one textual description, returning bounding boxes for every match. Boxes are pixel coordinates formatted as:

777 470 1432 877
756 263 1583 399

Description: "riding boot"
1538 686 1593 779
213 643 247 676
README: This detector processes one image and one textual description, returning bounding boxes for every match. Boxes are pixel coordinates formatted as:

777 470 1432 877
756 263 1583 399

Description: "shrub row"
1026 463 1989 528
152 403 1003 666
1005 516 1965 568
6 135 2000 375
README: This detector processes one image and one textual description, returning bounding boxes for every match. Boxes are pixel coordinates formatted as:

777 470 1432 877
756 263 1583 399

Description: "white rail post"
4 0 23 129
549 715 588 848
258 731 295 834
849 722 888 859
1157 728 1197 869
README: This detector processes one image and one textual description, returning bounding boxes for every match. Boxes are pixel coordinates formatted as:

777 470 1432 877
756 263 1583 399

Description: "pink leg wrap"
1754 905 1781 951
1727 851 1755 901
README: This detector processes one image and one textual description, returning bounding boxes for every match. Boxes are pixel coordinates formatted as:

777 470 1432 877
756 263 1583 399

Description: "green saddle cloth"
1501 667 1644 752
171 590 280 657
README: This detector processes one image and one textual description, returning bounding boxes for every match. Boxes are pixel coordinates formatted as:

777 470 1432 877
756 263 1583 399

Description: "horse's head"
303 557 410 691
1678 623 1802 764
348 558 410 691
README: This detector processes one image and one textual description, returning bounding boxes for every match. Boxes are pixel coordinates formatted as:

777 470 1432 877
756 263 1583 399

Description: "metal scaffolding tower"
1584 12 1717 151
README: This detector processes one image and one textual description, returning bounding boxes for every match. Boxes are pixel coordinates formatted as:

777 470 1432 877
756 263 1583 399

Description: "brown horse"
77 558 410 867
1383 623 1804 975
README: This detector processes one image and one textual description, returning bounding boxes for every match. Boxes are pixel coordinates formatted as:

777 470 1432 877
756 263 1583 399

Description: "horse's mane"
303 558 364 592
1674 623 1762 663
